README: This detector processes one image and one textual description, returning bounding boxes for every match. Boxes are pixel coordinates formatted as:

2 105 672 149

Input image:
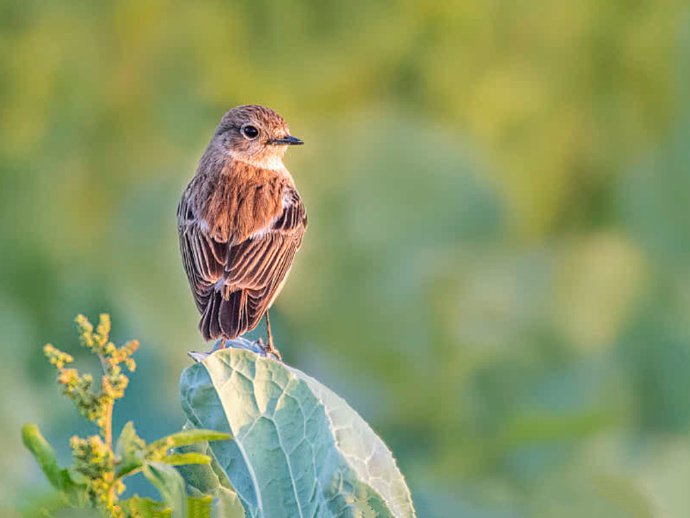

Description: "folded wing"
178 187 307 341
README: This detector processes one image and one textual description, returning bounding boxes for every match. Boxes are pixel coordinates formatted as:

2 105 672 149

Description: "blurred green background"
2 1 689 516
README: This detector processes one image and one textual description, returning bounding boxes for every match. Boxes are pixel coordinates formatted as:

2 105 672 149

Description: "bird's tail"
200 289 261 341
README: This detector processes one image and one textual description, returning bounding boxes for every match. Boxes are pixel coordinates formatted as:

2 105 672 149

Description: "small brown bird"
177 105 307 358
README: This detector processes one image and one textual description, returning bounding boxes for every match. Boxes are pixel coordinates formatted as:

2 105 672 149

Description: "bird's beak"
268 135 304 146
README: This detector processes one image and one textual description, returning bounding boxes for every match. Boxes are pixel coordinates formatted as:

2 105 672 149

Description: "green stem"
103 398 114 449
97 353 117 513
97 353 114 449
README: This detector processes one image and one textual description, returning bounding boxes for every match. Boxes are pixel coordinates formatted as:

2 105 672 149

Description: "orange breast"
203 160 287 244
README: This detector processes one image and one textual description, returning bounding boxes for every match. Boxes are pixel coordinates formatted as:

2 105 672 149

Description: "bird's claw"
256 338 282 361
189 337 281 362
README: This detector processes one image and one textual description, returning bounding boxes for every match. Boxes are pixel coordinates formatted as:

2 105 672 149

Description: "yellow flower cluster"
44 314 139 513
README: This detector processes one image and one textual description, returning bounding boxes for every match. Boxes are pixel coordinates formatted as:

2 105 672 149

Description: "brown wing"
177 184 225 313
179 186 307 341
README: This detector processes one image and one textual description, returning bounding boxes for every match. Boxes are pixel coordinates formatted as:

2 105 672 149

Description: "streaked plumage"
177 105 306 354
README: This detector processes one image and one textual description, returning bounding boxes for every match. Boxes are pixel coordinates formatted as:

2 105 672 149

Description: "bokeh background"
2 1 690 516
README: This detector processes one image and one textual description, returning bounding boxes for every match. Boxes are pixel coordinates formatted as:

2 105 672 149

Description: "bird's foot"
256 338 282 361
189 338 281 362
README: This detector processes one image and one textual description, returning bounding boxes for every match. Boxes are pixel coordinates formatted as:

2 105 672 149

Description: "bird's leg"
211 338 227 351
264 310 282 360
265 310 274 350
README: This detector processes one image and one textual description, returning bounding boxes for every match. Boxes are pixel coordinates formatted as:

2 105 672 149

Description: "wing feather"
179 185 306 340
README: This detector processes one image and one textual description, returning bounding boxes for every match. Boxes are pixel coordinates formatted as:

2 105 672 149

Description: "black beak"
268 135 304 146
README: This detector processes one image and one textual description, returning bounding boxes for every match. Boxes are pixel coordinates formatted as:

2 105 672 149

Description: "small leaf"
124 496 173 518
176 438 246 518
67 467 89 486
116 421 146 477
143 462 187 518
159 453 211 466
22 424 89 506
148 429 231 453
187 495 213 518
21 423 63 489
116 421 140 455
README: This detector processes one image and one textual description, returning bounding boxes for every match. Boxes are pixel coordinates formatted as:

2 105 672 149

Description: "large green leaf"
180 347 415 517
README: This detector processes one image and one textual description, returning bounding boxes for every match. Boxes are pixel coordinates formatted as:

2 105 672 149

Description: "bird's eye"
241 125 259 139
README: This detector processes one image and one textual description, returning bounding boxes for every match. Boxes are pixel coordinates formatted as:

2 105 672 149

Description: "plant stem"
97 353 114 449
103 398 114 449
97 352 117 514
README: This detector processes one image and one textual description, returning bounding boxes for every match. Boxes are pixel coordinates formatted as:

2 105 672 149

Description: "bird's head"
213 105 303 168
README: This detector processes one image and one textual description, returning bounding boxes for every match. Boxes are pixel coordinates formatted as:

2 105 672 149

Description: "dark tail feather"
200 290 220 340
200 289 257 341
220 290 245 339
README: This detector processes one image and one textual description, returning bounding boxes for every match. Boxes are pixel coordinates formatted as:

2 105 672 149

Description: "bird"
177 105 307 359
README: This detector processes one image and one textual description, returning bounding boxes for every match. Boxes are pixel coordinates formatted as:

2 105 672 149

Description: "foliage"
179 344 416 518
23 315 230 517
24 317 417 517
